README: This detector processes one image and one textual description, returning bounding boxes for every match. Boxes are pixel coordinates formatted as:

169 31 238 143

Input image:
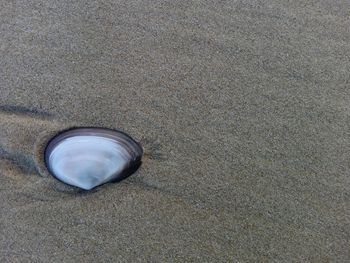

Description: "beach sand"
0 0 349 261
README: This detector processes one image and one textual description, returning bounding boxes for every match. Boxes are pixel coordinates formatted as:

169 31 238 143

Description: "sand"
0 0 349 261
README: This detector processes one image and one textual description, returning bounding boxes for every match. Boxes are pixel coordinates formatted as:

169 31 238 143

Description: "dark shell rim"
44 127 143 190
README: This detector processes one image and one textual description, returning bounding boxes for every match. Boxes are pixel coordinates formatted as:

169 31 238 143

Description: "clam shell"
45 128 143 190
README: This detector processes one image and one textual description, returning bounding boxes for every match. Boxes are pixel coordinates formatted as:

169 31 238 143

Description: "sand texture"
0 0 349 261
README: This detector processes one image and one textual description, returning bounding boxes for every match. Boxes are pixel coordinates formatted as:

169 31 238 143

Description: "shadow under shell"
44 128 143 190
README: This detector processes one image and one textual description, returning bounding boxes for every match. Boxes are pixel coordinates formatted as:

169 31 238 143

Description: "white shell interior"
48 135 131 190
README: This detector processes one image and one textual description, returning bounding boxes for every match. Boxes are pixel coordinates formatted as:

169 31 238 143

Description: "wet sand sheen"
1 0 349 261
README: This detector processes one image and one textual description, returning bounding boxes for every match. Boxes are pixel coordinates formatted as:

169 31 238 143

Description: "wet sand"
1 0 349 261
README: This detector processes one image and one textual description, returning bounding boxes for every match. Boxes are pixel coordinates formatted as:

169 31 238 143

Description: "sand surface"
1 0 349 261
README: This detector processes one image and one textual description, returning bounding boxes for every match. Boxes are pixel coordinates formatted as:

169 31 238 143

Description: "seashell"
44 128 143 190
